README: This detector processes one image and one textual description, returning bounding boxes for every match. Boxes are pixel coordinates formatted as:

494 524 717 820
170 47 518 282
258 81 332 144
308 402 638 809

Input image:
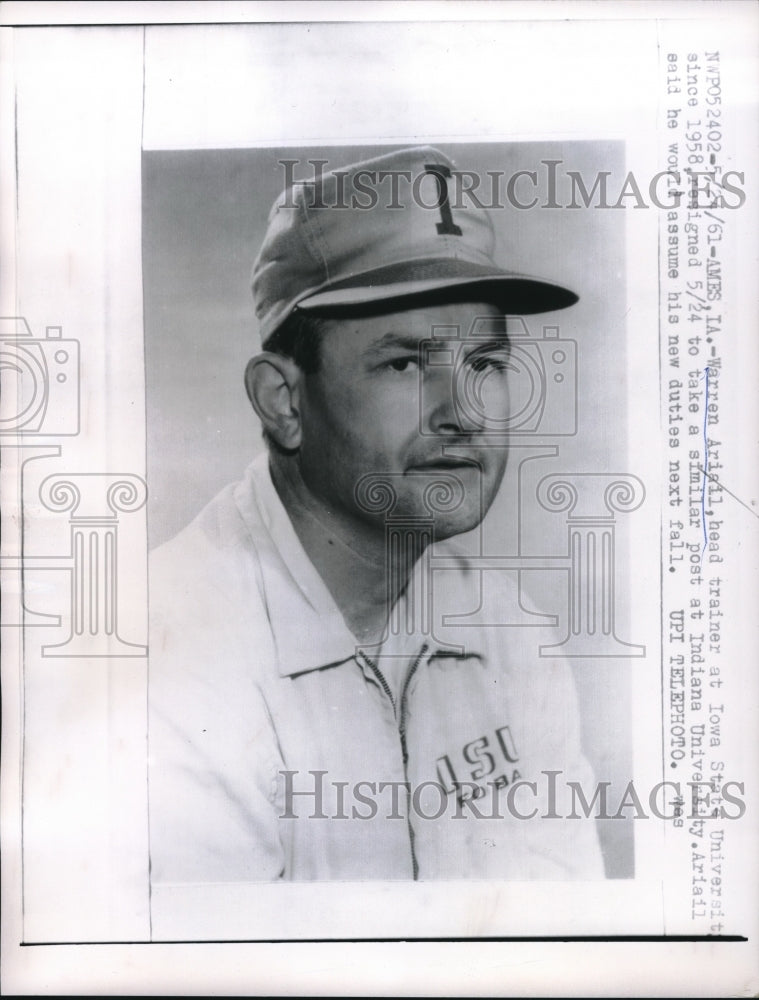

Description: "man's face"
295 301 511 541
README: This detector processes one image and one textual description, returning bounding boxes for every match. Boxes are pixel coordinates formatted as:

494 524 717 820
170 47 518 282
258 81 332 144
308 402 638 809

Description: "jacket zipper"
358 643 429 880
359 650 396 714
398 642 429 880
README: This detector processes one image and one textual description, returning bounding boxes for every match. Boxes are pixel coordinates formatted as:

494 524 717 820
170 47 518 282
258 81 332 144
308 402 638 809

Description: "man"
148 146 604 883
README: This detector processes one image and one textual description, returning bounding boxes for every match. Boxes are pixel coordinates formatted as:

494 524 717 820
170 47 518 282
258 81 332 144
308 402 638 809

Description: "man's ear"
244 352 303 451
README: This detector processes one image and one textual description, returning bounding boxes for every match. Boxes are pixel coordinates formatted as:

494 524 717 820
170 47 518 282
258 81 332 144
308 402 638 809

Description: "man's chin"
429 507 487 541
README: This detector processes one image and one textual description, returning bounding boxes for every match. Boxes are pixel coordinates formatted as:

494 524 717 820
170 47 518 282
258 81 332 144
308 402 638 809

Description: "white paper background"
1 1 757 995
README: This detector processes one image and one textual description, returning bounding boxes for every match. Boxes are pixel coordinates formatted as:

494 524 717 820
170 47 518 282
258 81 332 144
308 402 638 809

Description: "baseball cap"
252 146 578 342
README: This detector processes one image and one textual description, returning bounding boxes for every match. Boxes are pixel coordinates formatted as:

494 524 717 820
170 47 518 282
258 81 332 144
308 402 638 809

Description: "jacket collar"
233 454 358 677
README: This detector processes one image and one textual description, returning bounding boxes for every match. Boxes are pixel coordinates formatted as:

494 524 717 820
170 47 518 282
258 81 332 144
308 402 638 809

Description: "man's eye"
387 357 419 372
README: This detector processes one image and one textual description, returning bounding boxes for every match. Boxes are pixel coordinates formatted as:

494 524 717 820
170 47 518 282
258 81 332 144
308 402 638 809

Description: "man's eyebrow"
362 332 425 358
362 331 510 358
464 336 511 352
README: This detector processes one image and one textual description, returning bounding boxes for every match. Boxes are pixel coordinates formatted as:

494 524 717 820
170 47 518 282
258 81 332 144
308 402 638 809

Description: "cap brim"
296 258 578 315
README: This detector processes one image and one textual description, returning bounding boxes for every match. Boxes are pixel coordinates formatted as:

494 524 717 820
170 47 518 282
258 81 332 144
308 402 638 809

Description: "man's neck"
269 453 428 645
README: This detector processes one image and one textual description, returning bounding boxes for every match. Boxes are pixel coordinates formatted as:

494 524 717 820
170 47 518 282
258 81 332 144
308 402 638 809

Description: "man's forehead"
321 301 507 346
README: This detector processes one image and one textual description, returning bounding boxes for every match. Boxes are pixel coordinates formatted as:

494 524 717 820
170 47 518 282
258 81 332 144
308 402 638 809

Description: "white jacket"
148 455 604 883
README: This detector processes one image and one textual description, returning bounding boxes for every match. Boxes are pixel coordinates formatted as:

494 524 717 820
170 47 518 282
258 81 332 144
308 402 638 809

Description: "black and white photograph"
144 140 632 893
1 2 757 996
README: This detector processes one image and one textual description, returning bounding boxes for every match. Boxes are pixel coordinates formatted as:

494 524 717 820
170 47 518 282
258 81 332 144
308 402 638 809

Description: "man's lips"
405 457 483 472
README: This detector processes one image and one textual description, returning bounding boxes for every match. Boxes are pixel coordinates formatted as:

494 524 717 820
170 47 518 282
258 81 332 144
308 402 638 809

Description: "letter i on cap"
252 146 579 341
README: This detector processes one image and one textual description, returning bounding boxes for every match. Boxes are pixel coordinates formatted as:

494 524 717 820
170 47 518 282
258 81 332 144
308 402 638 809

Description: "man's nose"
424 366 481 436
